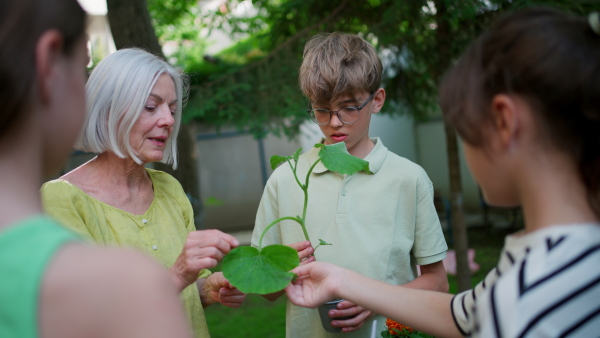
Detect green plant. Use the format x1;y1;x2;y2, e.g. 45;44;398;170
222;142;370;294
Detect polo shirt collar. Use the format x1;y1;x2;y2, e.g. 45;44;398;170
363;137;387;173
308;137;387;174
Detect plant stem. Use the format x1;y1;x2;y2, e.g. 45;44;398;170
288;160;304;189
301;159;321;224
299;158;322;261
258;216;303;249
304;159;321;191
258;157;322;250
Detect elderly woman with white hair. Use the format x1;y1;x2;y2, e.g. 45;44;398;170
41;48;245;338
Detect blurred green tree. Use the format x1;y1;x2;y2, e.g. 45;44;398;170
107;0;600;288
185;0;599;291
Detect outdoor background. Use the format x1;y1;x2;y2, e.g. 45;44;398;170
65;0;599;336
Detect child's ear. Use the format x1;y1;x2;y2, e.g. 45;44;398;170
35;29;64;105
370;88;386;114
490;94;520;149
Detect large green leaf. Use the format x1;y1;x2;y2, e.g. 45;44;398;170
316;142;371;175
222;245;299;294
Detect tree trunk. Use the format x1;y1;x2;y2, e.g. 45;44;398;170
444;125;471;291
106;0;203;229
106;0;163;56
434;0;471;292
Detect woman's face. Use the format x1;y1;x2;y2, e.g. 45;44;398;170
129;73;177;163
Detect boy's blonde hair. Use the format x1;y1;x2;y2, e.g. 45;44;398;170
299;32;382;107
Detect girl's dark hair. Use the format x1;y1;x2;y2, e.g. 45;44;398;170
0;0;86;135
440;7;600;217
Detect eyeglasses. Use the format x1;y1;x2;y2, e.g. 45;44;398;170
307;92;376;125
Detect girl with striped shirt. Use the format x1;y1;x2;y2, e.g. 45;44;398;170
283;7;600;338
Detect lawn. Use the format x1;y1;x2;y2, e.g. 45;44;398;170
205;226;513;338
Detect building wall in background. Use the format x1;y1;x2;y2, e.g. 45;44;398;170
192;114;483;232
193;124;300;231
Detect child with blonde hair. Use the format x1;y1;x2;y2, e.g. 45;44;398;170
253;32;448;337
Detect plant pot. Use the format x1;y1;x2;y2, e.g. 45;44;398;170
318;299;355;333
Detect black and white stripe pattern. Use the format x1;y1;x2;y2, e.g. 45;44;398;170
451;224;600;337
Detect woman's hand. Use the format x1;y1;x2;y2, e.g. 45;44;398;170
285;261;344;308
170;230;239;292
327;300;374;333
199;272;246;308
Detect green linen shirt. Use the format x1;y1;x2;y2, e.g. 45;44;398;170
40;169;210;338
0;216;80;338
252;138;448;338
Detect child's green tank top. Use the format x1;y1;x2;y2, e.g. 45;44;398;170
0;216;80;338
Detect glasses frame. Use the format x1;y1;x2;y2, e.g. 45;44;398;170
307;91;376;125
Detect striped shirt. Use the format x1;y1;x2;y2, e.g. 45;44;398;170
451;224;600;337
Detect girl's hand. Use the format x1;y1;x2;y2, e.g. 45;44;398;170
288;240;315;265
285;261;344;308
259;241;315;302
328;300;373;332
170;230;239;292
200;272;246;308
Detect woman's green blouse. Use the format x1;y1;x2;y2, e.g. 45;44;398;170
41;168;210;338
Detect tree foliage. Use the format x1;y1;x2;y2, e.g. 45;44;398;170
144;0;600;289
179;0;599;138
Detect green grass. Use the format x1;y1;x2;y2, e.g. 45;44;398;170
205;227;510;338
205;294;287;338
447;226;508;293
205;261;287;338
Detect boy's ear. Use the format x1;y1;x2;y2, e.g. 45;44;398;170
35;29;64;105
490;94;520;149
370;88;386;114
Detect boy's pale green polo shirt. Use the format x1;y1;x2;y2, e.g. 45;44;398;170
252;138;448;338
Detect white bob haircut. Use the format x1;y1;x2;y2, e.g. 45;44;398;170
76;48;187;169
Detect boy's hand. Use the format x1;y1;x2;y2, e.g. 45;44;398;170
328;300;374;332
288;240;315;265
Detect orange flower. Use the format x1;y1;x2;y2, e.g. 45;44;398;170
385;318;414;336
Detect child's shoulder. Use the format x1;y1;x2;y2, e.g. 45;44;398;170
384;150;421;167
365;138;429;178
380;150;430;178
506;224;600;269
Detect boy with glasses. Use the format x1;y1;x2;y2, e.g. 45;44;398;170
251;32;448;338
